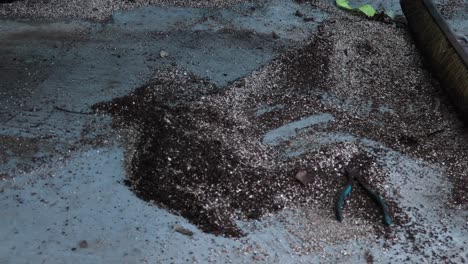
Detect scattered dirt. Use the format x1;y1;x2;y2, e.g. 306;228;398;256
437;0;465;19
0;135;56;173
0;0;255;21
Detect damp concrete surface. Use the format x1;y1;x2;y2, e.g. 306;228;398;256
0;0;467;263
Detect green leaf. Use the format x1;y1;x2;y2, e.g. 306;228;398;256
336;0;352;10
357;4;376;17
336;0;377;17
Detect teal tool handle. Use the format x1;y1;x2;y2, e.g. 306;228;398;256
335;184;353;222
359;183;392;226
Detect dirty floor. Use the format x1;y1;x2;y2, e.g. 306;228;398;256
0;0;467;263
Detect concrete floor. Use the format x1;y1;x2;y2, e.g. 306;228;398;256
0;0;467;263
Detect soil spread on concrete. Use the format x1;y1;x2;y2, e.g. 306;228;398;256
94;16;467;238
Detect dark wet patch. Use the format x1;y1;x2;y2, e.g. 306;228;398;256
0;136;58;174
2;30;88;43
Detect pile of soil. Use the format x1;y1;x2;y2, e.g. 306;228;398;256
95;13;467;239
93;21;395;237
